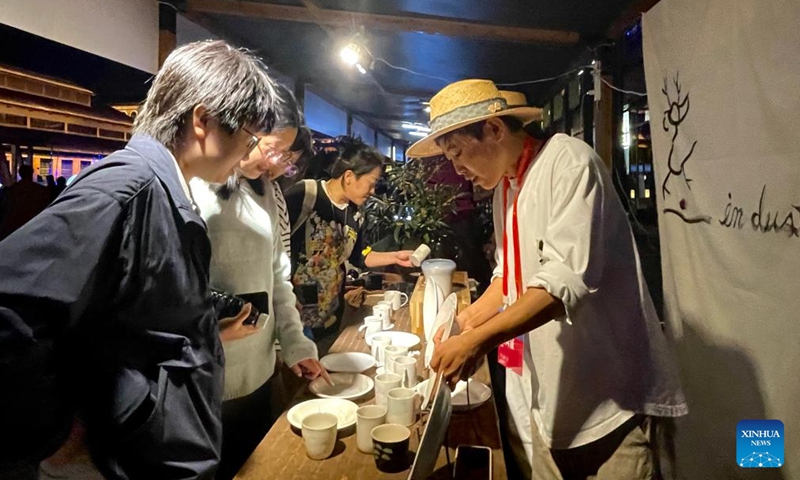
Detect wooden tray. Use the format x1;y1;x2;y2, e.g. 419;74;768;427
409;271;470;338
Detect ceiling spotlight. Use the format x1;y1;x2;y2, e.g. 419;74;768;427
408;131;427;137
591;59;597;65
424;106;431;113
578;69;585;76
401;122;431;133
340;43;361;66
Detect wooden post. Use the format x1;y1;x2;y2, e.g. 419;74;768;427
159;2;178;69
594;75;614;172
582;71;595;148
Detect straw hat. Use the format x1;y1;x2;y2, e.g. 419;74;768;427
499;90;528;108
407;80;542;158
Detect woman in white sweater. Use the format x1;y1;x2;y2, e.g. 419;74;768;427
191;86;327;480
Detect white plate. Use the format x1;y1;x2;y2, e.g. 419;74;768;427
422;282;441;344
415;378;492;411
410;374;452;479
424;293;458;367
309;372;374;400
287;398;359;431
320;352;376;373
365;331;421;348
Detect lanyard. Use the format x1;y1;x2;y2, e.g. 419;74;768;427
502;137;537;300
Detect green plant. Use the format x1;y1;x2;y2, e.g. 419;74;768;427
366;159;465;248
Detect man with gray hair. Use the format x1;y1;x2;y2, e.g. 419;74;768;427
0;40;277;479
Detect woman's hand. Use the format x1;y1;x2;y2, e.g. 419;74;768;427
393;250;414;268
291;358;333;385
219;304;260;342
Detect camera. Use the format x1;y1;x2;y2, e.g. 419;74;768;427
210;289;266;326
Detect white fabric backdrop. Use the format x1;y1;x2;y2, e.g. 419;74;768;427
0;0;158;73
643;0;800;478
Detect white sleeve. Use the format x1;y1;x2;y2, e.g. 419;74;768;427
525;149;601;321
491;186;505;282
272;228;318;367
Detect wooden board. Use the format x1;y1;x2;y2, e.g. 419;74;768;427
409;271;470;338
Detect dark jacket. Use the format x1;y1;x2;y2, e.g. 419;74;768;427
0;135;224;479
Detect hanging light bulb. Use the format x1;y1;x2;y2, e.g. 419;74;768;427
340;43;360;66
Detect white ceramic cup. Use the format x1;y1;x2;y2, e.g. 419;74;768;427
370;334;392;365
358;315;383;336
392;355;418;388
383;345;409;374
373;303;393;330
301;412;338;460
356;405;387;453
410;244;431;267
386;387;419;426
374;372;402;406
384;290;409;311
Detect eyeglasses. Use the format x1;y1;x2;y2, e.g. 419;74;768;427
264;148;295;165
242;127;260;157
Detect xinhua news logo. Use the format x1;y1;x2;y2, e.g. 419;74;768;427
737;420;784;468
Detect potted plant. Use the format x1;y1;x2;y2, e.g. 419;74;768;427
366;158;465;258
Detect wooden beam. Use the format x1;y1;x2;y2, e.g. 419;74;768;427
187;0;580;46
181;10;268;60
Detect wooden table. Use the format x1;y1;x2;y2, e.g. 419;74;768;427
236;300;507;480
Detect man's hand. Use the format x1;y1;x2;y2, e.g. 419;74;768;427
291;358;333;385
430;329;484;386
393;250;414;268
219;304;260;342
432;313;470;348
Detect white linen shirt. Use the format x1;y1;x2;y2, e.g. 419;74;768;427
493;134;687;451
191;178;317;401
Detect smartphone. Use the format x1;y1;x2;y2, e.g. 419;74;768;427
239;292;269;327
453;445;492;480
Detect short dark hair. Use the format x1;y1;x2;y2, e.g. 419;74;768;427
329;137;384;179
18;164;33;180
435;116;524;147
290;126;313;154
133;40;277;150
273;83;302;132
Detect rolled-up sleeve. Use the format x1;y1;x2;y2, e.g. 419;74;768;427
526;160;602;321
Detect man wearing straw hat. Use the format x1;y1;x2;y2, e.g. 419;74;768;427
416;80;686;479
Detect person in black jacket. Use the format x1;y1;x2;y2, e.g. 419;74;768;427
0;40;277;480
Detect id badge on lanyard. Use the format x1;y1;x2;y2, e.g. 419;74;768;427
496;138;536;377
498;332;525;376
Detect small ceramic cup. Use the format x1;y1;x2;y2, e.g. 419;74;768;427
373;303;393;330
384;290;409;311
392;355;418;388
356;405;387;454
372;424;411;473
370;335;392;365
410;244;431;267
301;412;338;460
386;387;419;427
358;315;383;336
374;372;402;406
383;345;409;374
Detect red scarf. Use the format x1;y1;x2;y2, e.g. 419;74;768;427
502;137;538;300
